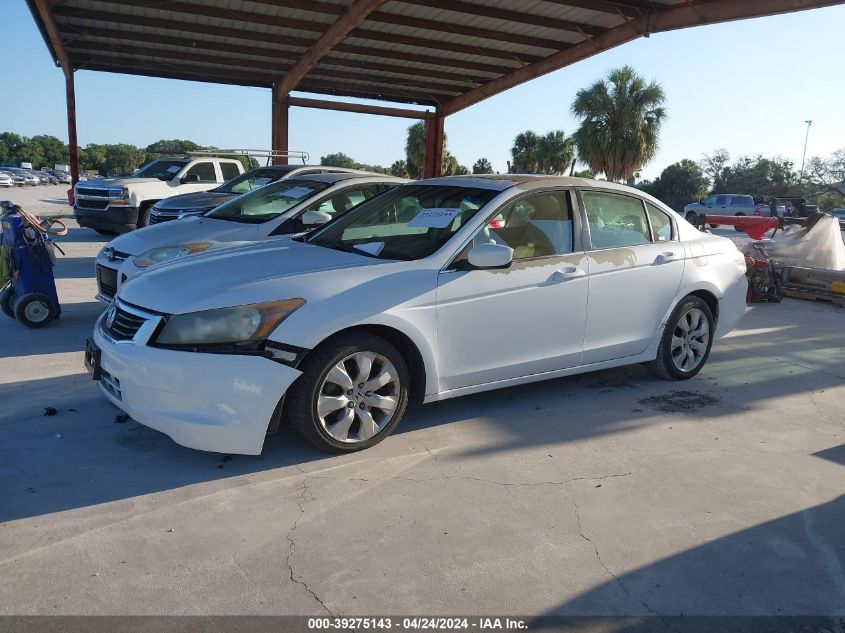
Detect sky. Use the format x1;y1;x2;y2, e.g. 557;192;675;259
1;2;844;179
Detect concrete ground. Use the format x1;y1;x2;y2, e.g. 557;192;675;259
0;182;73;218
1;217;844;620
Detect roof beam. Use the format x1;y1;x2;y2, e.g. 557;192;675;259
400;0;605;34
541;0;659;19
287;96;432;120
28;0;72;77
441;0;845;115
275;0;387;97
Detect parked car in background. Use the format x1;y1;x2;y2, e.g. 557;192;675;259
832;209;845;230
49;170;72;184
19;171;39;186
33;170;58;185
148;164;359;225
0;171;25;186
73;157;246;235
87;175;748;455
0;172;13;187
683;194;769;223
93;172;406;302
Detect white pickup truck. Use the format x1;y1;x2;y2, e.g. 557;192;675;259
74;157;244;235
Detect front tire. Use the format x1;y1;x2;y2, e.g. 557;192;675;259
285;332;410;452
648;296;714;380
136;203;152;229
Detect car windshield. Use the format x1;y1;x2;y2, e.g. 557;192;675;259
205;179;331;224
306;184;499;261
133;160;188;180
214;167;291;194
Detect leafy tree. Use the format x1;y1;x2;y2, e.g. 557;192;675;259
144;139;200;159
26;135;69;169
472;158;493;174
80;143;107;172
390;160;409;178
320;152;358;169
571;65;667;183
700;148;730;187
573;168;595;179
712;155;798;197
102;144;146;176
638;159;708;211
0;132;27;166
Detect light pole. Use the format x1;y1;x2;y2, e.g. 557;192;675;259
799;119;812;181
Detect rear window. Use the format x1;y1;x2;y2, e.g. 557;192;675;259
730;196;754;205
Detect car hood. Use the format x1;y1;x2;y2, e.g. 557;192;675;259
79;177;160;188
119;239;380;313
105;216;259;255
153;191;235;210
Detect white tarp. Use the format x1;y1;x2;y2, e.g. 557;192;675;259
754;214;845;271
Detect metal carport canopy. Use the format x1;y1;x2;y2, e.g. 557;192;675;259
26;0;845;182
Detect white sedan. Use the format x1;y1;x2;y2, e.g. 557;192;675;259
87;176;748;455
93;172;406;302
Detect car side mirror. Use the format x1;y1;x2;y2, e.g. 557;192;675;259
467;243;513;269
180;174;200;184
301;210;332;226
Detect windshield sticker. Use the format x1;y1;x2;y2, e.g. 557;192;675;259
278;186;314;199
253;177;272;186
166;165;182;174
408;207;461;229
353;242;385;256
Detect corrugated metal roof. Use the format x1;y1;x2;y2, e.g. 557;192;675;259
27;0;845;110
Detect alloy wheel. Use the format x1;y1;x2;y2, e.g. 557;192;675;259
670;308;710;372
316;351;400;443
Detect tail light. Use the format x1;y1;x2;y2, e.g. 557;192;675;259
754;207;761;216
487;219;504;229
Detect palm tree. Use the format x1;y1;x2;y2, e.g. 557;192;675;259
406;122;460;177
405;122;426;179
511;130;574;174
511;131;541;173
539;130;575;174
571;65;667;183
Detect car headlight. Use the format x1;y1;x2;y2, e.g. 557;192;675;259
153;299;305;348
133;242;212;268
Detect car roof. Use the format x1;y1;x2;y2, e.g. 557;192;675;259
282;172;406;184
413;174;645;194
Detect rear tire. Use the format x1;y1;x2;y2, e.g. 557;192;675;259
94;228;117;236
0;285;15;319
13;293;57;328
285;332;410;453
648;296;715;381
734;212;746;232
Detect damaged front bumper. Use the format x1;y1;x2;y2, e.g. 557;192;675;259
92;312;302;455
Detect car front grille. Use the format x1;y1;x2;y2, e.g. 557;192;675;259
76;187;110;197
77;198;109;210
99;368;122;401
148;209;178;225
96;265;118;300
101;302;151;341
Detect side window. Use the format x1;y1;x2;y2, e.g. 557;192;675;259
645;203;674;242
220;162;240;181
475;191;573;260
582;191;650;249
184;162;216;183
731;196;752;206
715;195;728;205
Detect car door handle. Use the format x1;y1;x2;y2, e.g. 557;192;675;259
654;252;680;265
550;267;586;283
